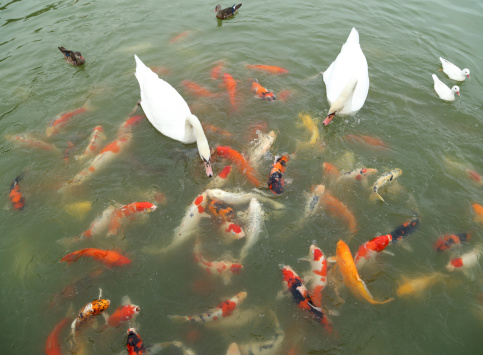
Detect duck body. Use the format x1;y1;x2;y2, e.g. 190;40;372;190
134;55;213;176
322;27;369;125
215;4;242;19
432;74;459;101
440;57;470;81
58;46;85;66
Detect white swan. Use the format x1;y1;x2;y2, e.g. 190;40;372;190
134;55;213;177
440;57;470;81
432;74;460;101
322;27;369;125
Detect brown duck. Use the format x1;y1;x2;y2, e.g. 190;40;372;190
215;4;242;19
58;46;85;66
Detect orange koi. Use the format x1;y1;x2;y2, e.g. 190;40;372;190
201;123;233;138
61;248;131;267
7;133;59;152
223;73;237;110
322;162;340;178
473;203;483;224
127;328;146;355
251;79;276;101
321;192;357;234
277;89;292;102
107;303;141;328
46;103;90;137
71;290;110;338
354;234;392;270
108;202;157;236
182;80;220;98
169;30;191;44
335;240;393;304
9;173;25;211
45;318;70;355
216;146;261;186
75;126;106;162
245;64;289;75
344;134;389;150
168;291;247;323
117;115;145;137
268;154;289;195
211;60;225;80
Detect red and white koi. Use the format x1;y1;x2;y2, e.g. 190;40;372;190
107;202;157;236
218;219;245;241
344;134;389;150
182;80;220;98
75;126;106;162
446;245;483;272
354;234;393;270
106;296;141;328
206;165;233;189
239;198;264;261
7;133;60;152
247;130;277;169
193;240;243;284
168;291;247;323
46;102;91;137
336;167;378;183
303;245;328;308
207;188;285;210
80;205;117;240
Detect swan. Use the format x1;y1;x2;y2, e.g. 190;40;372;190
440;57;470;81
432;74;460;101
134;55;213;177
322;27;369;126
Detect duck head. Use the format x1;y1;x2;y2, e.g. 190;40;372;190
462;68;470;79
451;86;460;96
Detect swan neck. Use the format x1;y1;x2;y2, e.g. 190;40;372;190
187;114;210;159
328;78;358;115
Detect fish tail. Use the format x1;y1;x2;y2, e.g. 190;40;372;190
83;99;96;112
167;315;188;323
371;297;394;305
369;191;385;203
60;250;84;263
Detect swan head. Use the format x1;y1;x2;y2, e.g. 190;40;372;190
323;112;337;126
203;156;213;177
451;86;460;96
462;68;470;78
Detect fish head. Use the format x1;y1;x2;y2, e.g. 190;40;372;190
309;244;323;262
372;235;392;252
135;202;157;213
236;291;248;302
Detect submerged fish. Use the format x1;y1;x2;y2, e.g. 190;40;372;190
46;101;91;137
397;272;447;297
207;188;285;210
370;168;403;202
45;318;70;355
239;198;264;261
9;173;26;211
75;126;106;162
245;64;289;75
321;192;358;234
107;202;157;236
247;130;277;168
267;154;289;195
7;133;59;152
61;248;131;268
433;233;471;252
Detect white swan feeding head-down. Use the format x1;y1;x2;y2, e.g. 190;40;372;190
322;27;369;126
134;55;213;177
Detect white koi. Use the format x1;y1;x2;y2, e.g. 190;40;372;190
239;198;264;261
207;189;284;210
247;130;277;168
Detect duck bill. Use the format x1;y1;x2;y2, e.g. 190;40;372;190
204;160;213;177
457;91;460;96
323;113;336;126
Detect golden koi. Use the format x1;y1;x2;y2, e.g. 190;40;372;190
335;240;393;304
322;192;358;234
370;168;403;202
299;113;320;145
397;272;447;297
218;219;245;241
71;288;110;339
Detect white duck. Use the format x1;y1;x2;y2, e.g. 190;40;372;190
432;74;460;101
440;57;470;81
322;27;369;125
134;55;213;177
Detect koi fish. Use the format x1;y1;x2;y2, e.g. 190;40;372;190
354;234;392;270
59;133;132;192
107;300;141;328
45;318;70;355
245;64;289;75
302;184;326;220
216;146;261;186
211;60;225;80
473;203;483;224
299;113;320;145
390;216;420;243
397;272;447;297
239;198;264;261
321;192;358;234
302;245;328;308
335;240;393;304
446;245;483;272
108;202;157;236
223;73;237;110
434;233;471;252
7;133;60;152
151;66;172;76
207;188;285;210
63;141;76;163
268;154;289;195
336;167;378;183
201;123;233;138
80;205;118;240
193;240;243;284
9;173;25;211
277;89;292;102
117;114;145;138
252;79;276;101
206;165;233;189
344;134;389;150
71;289;110;338
61;248;131;267
182;80;219;98
322;162;340;179
370;168;403;202
46;101;91;137
248;130;276;166
443;156;482;186
64;201;92;220
280;265;332;331
169;30;191;44
168;291;247;323
127;328;146;355
226;330;284;355
75;126;106;162
218;219;246;241
208;199;235;221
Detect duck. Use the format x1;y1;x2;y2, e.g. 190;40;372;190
215;4;242;19
432;74;460;101
58;46;85;66
134;55;213;177
440;57;470;81
322;27;369;126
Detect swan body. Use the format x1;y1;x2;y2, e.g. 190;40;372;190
440;57;470;81
432;74;460;101
322;27;369;125
134;55;213;176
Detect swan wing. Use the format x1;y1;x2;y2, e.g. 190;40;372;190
432;74;452;99
134;55;195;143
439;57;463;80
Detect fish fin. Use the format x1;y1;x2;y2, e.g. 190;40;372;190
399;242;414;252
168;315;188;323
275;290;287;301
121;295;132;305
328;309;340;316
327;256;337;263
102;312;109;324
382;250;395;256
369;192;385;203
298;257;311;262
60;250;83;263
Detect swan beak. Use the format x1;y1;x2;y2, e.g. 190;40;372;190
323;113;336;126
204;159;213;177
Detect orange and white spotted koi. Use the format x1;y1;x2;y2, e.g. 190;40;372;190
7;133;60;152
117;115;145;138
46;101;91;137
354;234;393;270
207;188;285;210
193;240;243;284
75;126;106;162
218;219;245;241
446;245;483;272
71;288;110;339
168;291;247;323
302;245;328;308
108;202;157;236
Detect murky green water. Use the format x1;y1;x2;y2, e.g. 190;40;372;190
1;0;483;354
